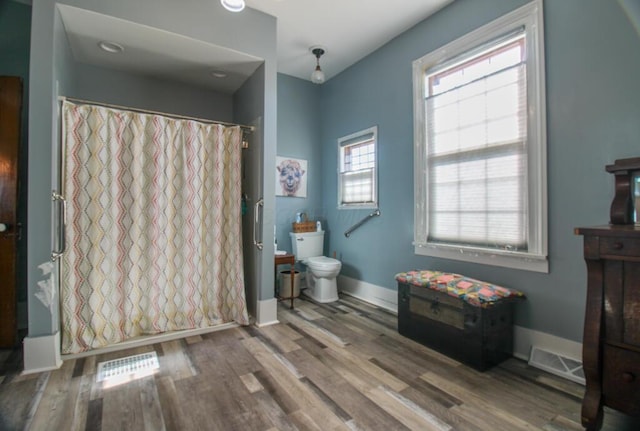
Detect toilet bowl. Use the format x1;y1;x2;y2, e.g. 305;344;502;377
304;256;342;303
290;231;342;303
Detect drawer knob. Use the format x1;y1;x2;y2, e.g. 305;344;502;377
612;242;624;250
622;372;635;383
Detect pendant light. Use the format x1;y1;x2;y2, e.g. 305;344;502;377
310;47;326;84
220;0;245;12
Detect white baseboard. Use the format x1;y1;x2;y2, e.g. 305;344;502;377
23;332;63;374
338;275;397;313
256;298;279;327
338;275;582;365
512;325;582;362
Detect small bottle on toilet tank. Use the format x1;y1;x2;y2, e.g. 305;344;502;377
316;221;322;232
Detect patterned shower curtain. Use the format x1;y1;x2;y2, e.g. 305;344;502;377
60;101;249;354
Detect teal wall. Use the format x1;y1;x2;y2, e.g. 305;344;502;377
0;0;30;314
311;0;640;343
275;74;323;253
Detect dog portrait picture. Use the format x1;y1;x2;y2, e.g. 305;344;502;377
276;157;308;197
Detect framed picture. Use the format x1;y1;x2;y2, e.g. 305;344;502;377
276;156;307;198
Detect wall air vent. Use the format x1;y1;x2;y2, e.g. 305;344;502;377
528;346;585;385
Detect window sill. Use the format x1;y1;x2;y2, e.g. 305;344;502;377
414;243;549;273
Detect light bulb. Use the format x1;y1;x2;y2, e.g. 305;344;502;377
311;67;325;84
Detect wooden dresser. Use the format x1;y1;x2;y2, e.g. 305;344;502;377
575;158;640;430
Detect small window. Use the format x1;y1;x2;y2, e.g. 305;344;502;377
413;0;547;272
338;126;378;209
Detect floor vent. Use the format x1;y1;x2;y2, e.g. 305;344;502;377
96;352;159;387
528;346;585;385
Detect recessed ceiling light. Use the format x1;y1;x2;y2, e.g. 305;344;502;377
220;0;245;12
98;41;124;53
210;71;228;78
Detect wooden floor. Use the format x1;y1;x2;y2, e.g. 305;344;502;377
2;295;640;431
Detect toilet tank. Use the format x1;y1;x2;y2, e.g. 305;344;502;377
290;231;324;260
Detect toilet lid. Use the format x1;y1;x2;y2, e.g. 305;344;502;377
306;256;341;269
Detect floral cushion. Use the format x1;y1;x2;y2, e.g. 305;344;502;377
395;270;525;307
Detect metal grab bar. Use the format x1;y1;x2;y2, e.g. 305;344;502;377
51;191;67;261
253;197;264;250
344;209;380;238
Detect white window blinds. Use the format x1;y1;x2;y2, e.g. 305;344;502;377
425;35;527;250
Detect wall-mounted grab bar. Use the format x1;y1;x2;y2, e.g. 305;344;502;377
344;209;380;238
51;191;67;261
253;197;264;250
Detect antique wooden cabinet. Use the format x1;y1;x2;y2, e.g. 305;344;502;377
575;157;640;431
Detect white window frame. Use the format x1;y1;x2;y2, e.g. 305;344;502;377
412;0;548;273
337;126;378;209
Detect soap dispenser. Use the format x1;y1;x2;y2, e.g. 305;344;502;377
316;220;322;232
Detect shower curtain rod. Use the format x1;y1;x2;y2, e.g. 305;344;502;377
58;96;255;134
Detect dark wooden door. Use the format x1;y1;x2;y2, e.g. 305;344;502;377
0;76;22;347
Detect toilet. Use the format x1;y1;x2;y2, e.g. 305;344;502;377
290;231;342;303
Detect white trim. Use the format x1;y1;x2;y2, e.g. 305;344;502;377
61;323;238;360
22;332;63;374
338;275;397;313
339;276;583;375
414;244;549;273
337;126;378;209
412;0;548;273
256;297;279;327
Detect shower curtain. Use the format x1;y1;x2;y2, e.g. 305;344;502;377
60;101;249;354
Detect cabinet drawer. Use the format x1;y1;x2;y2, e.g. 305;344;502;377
599;237;640;257
602;345;640;415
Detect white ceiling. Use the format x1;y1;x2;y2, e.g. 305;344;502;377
245;0;453;82
57;0;453;93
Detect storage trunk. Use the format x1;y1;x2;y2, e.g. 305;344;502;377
397;281;516;371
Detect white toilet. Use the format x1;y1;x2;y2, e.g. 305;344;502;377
290;231;342;303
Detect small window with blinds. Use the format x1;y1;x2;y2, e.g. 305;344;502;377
412;0;548;272
338;126;378;208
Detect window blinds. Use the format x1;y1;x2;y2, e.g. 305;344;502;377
425;49;528;250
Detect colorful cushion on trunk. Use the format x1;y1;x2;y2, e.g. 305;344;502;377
395;270;525;307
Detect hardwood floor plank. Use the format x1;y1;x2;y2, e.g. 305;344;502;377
84;398;103;431
101;378;146;431
154;375;184;431
365;385;453;431
241;336;348;430
251;389;300;431
157;339;198;381
28;359;77;431
139;375;166;431
0;368;46;430
239;372;264;393
253;369;299;415
421;371;546;430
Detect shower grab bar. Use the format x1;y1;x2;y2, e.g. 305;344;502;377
253;197;264;250
344;209;380;238
51;191;67;261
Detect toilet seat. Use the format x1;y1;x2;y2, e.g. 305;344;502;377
305;256;341;269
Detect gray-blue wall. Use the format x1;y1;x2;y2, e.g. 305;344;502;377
275;74;323;253
312;0;640;343
0;0;31;317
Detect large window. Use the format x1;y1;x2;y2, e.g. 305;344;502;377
412;0;547;272
338;126;378;209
